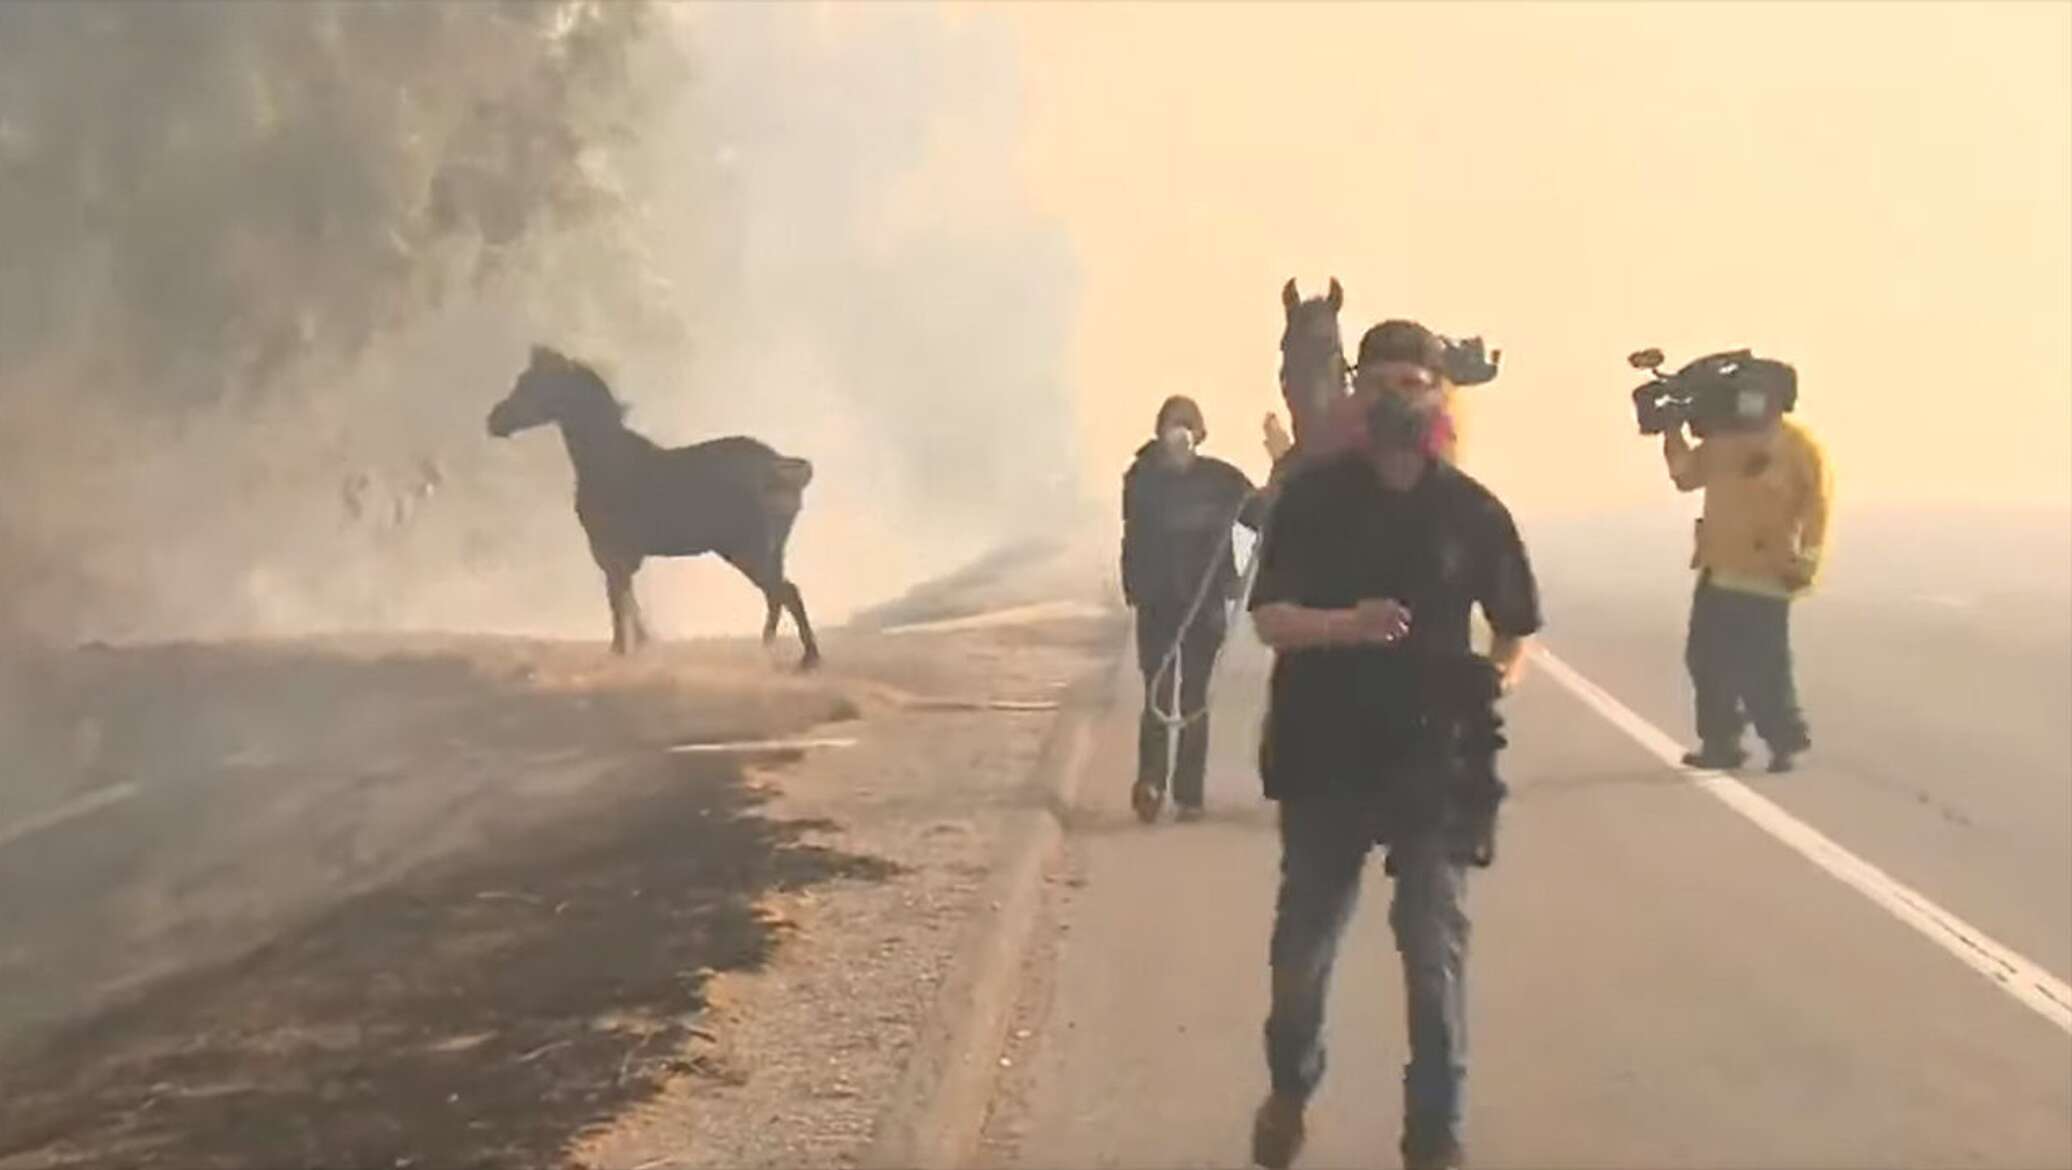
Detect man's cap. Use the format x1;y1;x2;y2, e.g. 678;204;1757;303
1355;320;1444;374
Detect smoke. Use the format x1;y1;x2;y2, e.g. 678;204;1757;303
0;1;1082;645
605;4;1086;634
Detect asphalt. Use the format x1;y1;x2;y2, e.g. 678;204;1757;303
998;567;2072;1169
4;528;2066;1169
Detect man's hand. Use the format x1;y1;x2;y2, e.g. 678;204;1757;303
1663;424;1706;492
1780;550;1821;592
1490;634;1530;695
1351;598;1412;644
1252;598;1409;650
1263;412;1294;463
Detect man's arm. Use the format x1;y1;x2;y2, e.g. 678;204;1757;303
1254;598;1408;650
1488;632;1530;694
1226;464;1270;532
1119;469;1141;607
1475;496;1545;694
1663;427;1708;493
1789;427;1834;587
1237;485;1274;532
1254;602;1357;649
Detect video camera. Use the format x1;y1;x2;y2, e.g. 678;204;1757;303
1440;335;1501;387
1627;348;1798;437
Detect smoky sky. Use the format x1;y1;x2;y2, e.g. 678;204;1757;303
0;2;1082;643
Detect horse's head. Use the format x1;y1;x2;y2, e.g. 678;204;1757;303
1279;277;1348;431
487;345;625;437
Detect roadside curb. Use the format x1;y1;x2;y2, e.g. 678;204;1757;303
863;631;1129;1170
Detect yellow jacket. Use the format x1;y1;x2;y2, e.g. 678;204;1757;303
1667;418;1832;598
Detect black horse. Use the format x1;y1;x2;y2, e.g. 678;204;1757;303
487;346;821;669
1278;276;1349;451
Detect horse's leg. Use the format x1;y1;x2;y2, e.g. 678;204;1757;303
721;544;813;669
603;568;631;655
781;579;821;671
754;516;788;645
760;511;814;667
599;553;644;656
624;566;652;651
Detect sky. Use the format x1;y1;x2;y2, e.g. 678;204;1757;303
1002;1;2072;516
2;1;2064;642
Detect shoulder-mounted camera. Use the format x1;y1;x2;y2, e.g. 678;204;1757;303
1441;335;1501;387
1627;347;1797;437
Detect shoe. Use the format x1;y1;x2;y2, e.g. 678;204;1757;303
1175;804;1206;823
1131;780;1165;824
1766;734;1810;774
1401;1139;1464;1170
1680;744;1746;771
1250;1093;1307;1169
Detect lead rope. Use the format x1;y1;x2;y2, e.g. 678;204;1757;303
1142;489;1276;797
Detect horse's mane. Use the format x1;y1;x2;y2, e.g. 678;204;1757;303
549;351;631;423
1278;301;1346;383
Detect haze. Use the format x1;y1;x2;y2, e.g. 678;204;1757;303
1015;1;2072;517
2;5;2069;1167
0;0;2064;635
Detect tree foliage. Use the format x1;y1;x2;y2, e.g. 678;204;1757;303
0;0;667;409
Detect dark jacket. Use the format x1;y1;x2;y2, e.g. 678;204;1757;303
1121;442;1264;608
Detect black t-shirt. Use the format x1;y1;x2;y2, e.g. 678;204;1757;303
1248;455;1542;801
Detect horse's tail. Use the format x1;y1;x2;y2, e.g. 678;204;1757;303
772;456;814;492
764;456;814;518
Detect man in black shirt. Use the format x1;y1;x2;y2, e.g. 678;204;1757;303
1246;322;1542;1170
1121;395;1267;821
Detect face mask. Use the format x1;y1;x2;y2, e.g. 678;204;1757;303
1365;391;1433;453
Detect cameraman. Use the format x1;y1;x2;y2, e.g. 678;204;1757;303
1246;320;1540;1170
1662;375;1831;773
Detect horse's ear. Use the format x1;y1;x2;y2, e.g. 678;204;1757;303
1326;278;1343;311
1281;278;1300;312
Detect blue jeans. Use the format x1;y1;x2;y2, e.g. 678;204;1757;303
1265;786;1470;1155
1686;577;1811;755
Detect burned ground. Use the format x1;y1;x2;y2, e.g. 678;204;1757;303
2;747;894;1169
0;638;889;1168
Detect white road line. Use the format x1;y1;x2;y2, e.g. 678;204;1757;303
0;781;140;851
880;601;1110;637
901;698;1061;713
666;737;860;755
1533;645;2072;1036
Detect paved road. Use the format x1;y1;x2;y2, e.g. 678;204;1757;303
995;569;2072;1168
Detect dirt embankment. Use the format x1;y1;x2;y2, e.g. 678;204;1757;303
0;579;1124;1170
